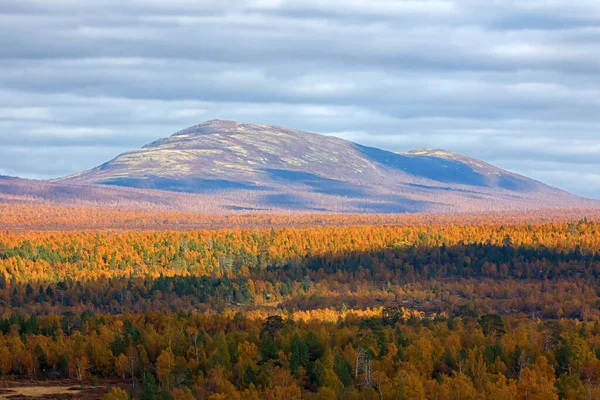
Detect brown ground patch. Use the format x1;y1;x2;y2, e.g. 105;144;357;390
0;386;81;399
0;380;129;399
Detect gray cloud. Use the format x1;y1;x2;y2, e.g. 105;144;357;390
1;0;599;198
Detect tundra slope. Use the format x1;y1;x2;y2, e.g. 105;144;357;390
53;120;597;213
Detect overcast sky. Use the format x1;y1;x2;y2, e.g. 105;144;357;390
2;1;600;198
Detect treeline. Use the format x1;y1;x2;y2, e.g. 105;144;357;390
1;219;600;284
2;220;600;319
1;203;600;231
2;218;600;398
1;311;600;399
2;273;600;322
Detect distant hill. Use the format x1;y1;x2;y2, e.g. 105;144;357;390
43;119;596;213
0;175;256;213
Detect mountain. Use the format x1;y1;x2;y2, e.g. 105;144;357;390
51;119;597;213
0;175;264;213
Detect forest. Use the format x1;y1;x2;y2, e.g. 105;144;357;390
1;209;600;399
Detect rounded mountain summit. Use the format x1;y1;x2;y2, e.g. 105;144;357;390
57;120;595;213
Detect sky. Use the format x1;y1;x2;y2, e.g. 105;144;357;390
1;1;600;199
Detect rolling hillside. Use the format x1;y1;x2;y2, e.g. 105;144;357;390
50;119;595;213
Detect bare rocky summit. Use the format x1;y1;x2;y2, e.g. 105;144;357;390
48;120;597;213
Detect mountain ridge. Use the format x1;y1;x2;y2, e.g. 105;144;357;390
52;119;594;213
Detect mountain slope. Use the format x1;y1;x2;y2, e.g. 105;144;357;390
56;120;596;213
0;175;262;213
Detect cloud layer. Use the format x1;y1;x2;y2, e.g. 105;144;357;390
2;0;600;198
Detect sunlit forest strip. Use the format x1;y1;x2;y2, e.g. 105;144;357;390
2;204;600;231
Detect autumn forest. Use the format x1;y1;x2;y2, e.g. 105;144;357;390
1;207;600;399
